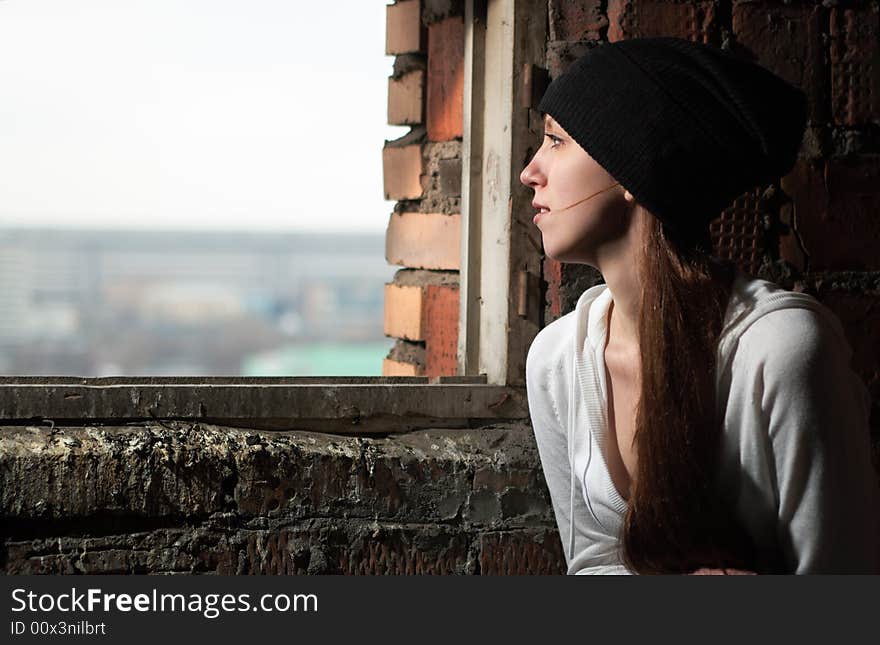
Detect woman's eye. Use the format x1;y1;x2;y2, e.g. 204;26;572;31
545;134;562;148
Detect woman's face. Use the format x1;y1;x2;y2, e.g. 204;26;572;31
519;114;631;265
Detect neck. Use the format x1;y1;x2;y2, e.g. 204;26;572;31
603;266;641;351
596;215;645;350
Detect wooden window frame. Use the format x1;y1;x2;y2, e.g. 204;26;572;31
459;0;546;387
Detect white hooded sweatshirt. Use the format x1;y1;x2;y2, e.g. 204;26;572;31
525;270;880;574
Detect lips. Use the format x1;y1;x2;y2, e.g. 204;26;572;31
532;201;550;224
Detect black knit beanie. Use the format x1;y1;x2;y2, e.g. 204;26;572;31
537;37;808;239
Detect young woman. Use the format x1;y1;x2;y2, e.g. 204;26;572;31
521;37;880;575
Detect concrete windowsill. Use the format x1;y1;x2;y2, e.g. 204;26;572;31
0;376;527;434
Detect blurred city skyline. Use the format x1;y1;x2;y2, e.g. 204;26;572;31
0;227;396;376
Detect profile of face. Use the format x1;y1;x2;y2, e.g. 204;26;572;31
519;114;635;266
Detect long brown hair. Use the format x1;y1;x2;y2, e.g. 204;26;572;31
618;212;758;574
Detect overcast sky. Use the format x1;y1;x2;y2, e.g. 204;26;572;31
0;0;407;233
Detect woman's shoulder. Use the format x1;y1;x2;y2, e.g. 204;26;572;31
526;308;578;375
723;272;848;355
526;282;609;373
724;274;855;386
725;271;811;323
737;307;830;368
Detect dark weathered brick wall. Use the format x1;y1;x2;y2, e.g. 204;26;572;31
539;1;880;458
1;423;564;574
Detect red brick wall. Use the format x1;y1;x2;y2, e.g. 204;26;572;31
541;0;880;444
383;1;463;378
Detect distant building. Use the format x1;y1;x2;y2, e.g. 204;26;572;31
0;227;396;375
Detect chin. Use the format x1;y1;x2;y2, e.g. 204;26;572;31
543;243;587;265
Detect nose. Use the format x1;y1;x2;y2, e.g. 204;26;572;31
519;150;544;188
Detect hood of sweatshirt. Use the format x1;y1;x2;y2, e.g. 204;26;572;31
563;270;856;564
